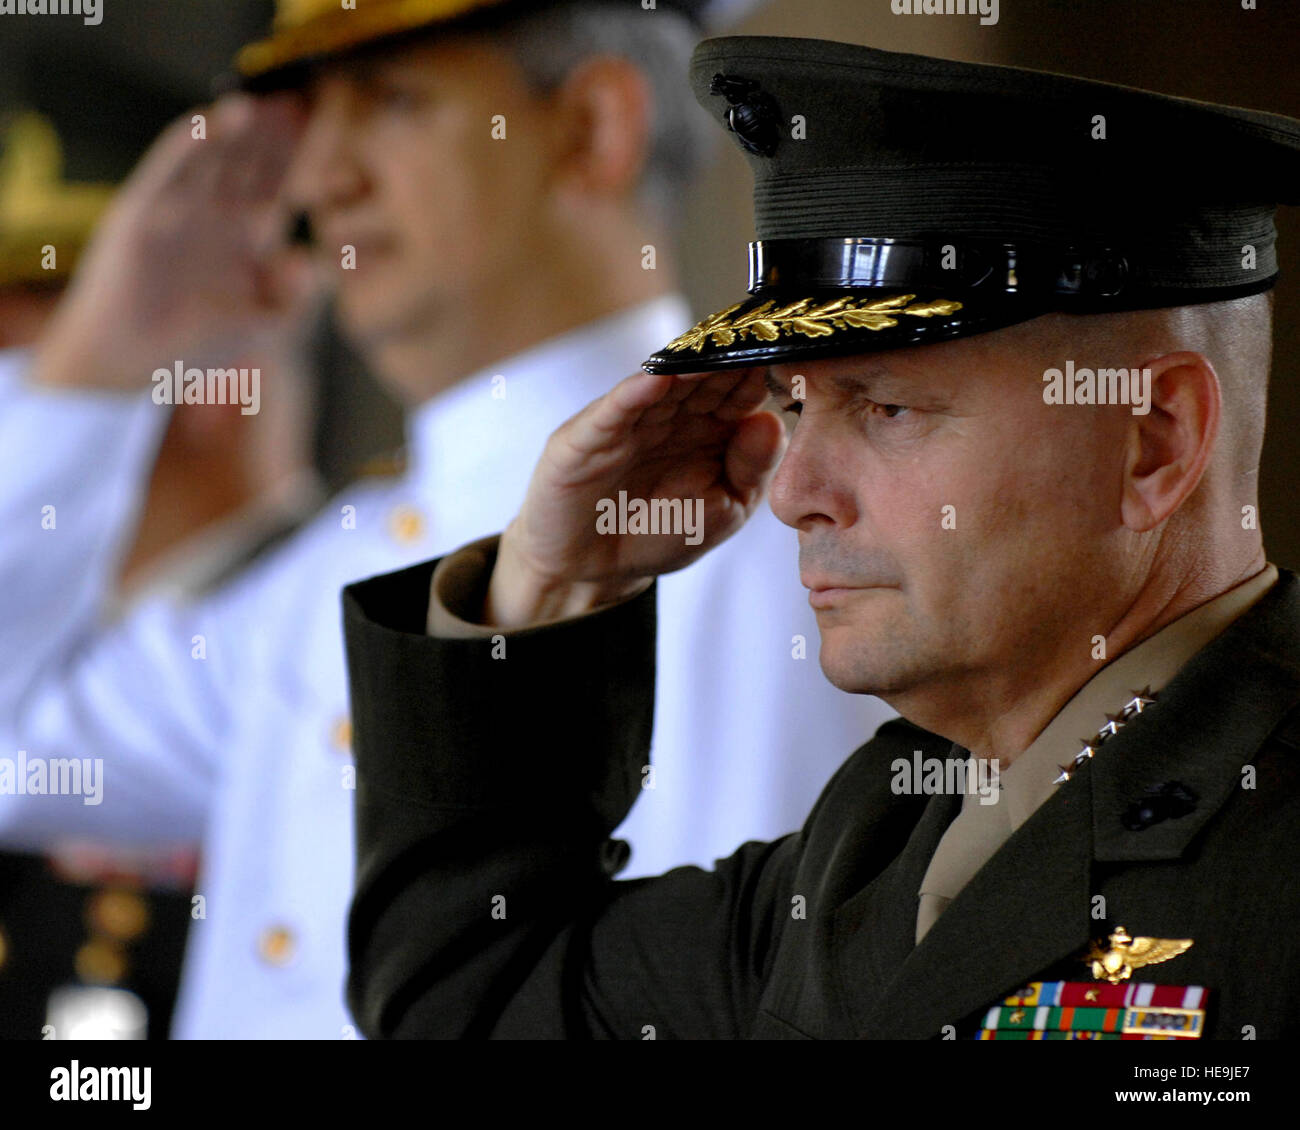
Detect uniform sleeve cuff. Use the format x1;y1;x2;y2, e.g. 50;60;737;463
425;534;655;638
426;536;504;638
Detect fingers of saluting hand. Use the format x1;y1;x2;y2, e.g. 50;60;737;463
219;94;306;204
674;365;762;416
711;366;775;419
549;368;783;506
138;94;305;212
566;367;770;450
636;365;766;425
561;371;677;460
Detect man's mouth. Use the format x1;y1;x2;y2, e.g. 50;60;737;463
808;586;866;609
802;575;898;609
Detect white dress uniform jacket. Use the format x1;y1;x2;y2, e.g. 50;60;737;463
0;296;891;1037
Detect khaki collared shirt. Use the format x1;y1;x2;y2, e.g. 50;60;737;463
915;564;1279;944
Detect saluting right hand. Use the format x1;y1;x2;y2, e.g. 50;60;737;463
485;366;786;629
30;94;314;391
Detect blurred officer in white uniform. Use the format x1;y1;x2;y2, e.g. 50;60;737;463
0;98;315;1038
0;0;892;1037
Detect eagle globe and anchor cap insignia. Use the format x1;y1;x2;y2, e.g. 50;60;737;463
709;73;780;157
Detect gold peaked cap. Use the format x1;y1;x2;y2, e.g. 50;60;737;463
237;0;516;80
0;113;116;288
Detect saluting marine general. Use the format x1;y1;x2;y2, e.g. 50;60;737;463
342;36;1300;1039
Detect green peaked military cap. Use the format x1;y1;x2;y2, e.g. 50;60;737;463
644;36;1300;374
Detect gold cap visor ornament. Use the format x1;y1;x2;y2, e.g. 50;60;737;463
645;288;990;374
236;0;516;84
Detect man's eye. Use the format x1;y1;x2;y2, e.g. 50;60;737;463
777;399;909;421
870;402;909;419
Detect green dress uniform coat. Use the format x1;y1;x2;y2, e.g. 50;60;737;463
341;554;1300;1039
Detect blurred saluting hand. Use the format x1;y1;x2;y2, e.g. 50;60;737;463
31;93;316;391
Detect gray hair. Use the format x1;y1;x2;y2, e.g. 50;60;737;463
491;2;717;229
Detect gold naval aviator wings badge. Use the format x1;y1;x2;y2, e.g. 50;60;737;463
1084;926;1194;984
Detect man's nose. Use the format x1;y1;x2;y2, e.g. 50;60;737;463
282;81;367;213
767;421;857;533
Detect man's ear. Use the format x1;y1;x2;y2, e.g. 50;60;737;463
546;55;652;205
1120;351;1221;532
